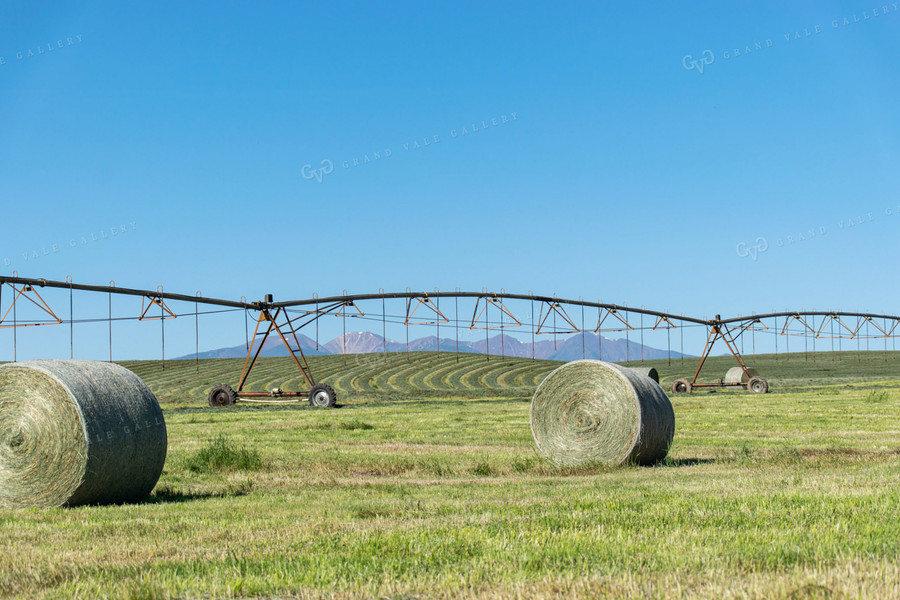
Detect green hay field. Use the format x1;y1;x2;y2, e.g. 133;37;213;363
2;352;899;599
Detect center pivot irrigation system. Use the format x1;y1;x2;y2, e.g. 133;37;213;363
2;274;900;406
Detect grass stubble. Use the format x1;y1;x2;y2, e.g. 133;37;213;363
0;352;899;599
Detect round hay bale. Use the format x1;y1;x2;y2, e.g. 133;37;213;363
0;360;167;508
724;366;759;384
530;360;674;467
628;366;659;383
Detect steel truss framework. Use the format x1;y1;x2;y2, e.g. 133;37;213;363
1;275;899;403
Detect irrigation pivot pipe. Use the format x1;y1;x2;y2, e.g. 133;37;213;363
5;275;898;401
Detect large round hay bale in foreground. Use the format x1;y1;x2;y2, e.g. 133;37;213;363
0;360;167;508
628;366;659;383
530;360;675;467
724;366;759;384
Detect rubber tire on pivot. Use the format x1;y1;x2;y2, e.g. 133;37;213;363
672;378;692;394
747;376;768;394
208;384;238;407
308;383;337;408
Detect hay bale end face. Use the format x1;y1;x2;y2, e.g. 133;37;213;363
530;360;675;467
724;366;759;384
0;360;167;508
628;366;659;383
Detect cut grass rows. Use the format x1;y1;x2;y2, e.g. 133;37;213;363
124;352;561;405
124;350;900;409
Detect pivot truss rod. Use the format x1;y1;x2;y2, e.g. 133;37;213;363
671;311;900;394
3;275;899;400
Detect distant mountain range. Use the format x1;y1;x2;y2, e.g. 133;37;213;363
179;331;688;362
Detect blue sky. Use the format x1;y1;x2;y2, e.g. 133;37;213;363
1;1;898;359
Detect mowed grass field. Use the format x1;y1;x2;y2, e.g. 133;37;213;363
2;351;900;599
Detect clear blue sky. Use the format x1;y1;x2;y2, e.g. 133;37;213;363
1;1;898;359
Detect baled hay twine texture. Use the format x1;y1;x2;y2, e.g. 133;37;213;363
530;360;674;467
0;360;167;508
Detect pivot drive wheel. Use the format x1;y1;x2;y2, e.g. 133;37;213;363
672;378;692;394
747;376;768;394
208;384;238;407
309;383;337;408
